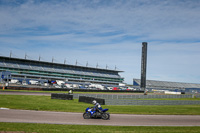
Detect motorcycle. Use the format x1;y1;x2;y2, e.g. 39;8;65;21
83;107;110;120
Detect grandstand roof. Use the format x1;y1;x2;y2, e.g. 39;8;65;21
0;56;123;73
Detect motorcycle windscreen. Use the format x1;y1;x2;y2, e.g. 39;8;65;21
102;109;108;112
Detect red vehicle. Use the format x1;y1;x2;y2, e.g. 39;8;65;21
112;87;120;90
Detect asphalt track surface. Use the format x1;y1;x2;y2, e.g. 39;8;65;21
1;91;200;126
1;109;200;126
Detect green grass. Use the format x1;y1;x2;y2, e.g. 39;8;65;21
0;122;200;133
1;95;200;115
131;98;200;100
2;90;200;101
109;105;200;115
0;95;90;112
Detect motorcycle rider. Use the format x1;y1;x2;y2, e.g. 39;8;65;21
92;100;102;112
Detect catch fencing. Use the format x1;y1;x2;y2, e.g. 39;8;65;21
73;93;194;99
74;93;200;105
195;94;200;98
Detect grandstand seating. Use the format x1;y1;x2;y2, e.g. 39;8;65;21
133;78;200;89
0;56;124;85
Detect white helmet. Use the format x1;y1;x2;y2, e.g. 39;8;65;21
92;100;97;105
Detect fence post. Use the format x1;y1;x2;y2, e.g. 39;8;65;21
192;94;195;98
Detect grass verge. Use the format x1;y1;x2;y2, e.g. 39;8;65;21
1;90;200;101
0;122;200;133
1;95;200;115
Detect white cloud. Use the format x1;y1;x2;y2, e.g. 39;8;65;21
0;0;200;84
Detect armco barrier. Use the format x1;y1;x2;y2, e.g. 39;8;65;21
79;96;105;105
51;93;73;100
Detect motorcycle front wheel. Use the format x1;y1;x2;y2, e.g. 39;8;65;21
101;112;110;120
83;112;91;119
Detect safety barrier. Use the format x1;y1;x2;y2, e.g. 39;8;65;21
74;93;200;105
73;93;193;99
51;93;73;100
78;96;105;105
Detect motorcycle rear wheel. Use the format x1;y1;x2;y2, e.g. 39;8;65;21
102;113;110;120
83;112;91;119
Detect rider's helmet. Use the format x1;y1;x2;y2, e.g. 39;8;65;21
92;100;97;105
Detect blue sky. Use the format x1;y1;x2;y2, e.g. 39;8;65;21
0;0;200;84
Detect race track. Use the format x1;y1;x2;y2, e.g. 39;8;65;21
1;109;200;126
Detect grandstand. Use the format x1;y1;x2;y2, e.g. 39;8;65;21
133;78;200;93
0;56;124;86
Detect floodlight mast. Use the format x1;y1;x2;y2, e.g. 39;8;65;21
140;42;148;95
